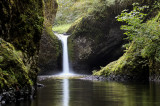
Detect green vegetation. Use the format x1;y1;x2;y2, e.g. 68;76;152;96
38;0;62;74
93;42;148;77
53;0;107;33
67;0;139;66
0;0;44;90
39;24;62;65
0;39;32;89
55;0;98;25
94;1;160;80
52;24;72;33
116;3;160;62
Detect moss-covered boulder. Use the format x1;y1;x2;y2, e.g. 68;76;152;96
93;42;160;82
38;0;62;74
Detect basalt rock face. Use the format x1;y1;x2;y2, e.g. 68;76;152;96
0;0;43;99
38;32;62;75
67;0;154;74
69;25;125;74
67;0;132;74
38;0;62;75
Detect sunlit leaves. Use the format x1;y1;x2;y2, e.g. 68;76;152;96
116;2;160;62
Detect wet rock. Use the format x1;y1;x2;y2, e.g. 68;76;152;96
0;86;36;104
37;83;44;87
38;0;61;75
0;95;2;101
67;1;129;73
2;100;5;104
82;74;149;82
81;75;108;81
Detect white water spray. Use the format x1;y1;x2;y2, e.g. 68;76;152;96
55;33;70;74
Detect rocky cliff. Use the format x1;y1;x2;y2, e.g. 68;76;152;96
38;0;62;75
0;0;43;90
0;0;58;103
67;0;139;73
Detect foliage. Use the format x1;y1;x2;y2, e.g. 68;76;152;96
55;0;98;25
94;1;160;79
116;2;160;62
52;24;72;33
53;0;114;33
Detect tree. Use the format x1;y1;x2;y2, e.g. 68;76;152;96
116;2;160;62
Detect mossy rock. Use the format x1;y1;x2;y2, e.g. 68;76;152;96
0;56;4;63
38;26;62;74
38;0;62;74
93;42;149;81
0;0;44;56
0;38;32;89
67;0;155;73
67;0;132;73
0;0;44;83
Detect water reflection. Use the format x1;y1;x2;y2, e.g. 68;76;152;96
4;78;160;106
63;79;69;106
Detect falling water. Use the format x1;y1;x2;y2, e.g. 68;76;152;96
55;33;70;74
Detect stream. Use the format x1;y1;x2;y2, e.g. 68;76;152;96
5;76;160;106
4;33;160;106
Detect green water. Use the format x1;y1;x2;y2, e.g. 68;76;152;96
5;77;160;106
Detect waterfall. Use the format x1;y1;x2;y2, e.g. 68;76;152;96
55;33;70;74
